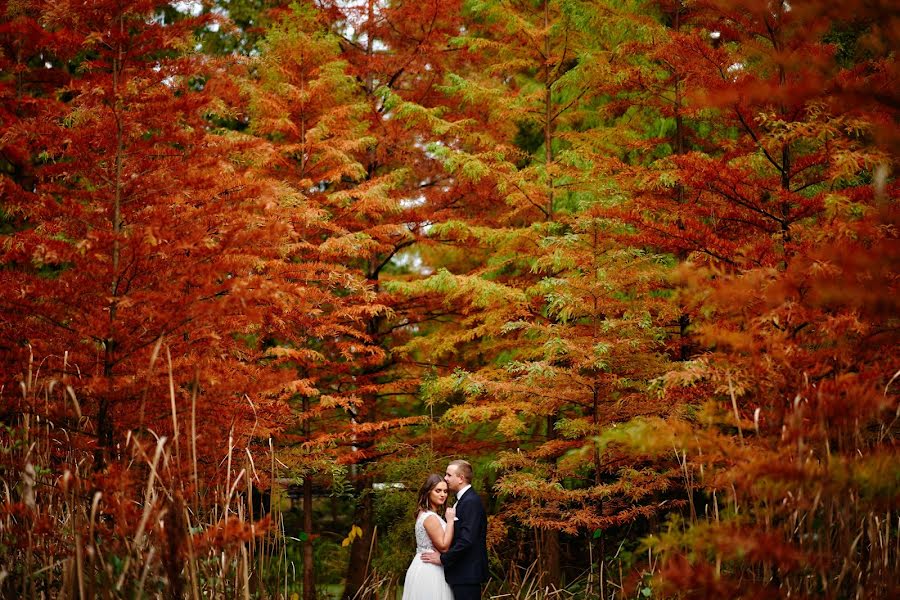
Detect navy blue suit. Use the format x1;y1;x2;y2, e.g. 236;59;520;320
441;487;488;600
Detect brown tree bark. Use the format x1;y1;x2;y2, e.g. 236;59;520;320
538;414;561;589
342;472;375;600
303;397;317;600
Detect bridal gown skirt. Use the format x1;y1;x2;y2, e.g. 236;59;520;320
401;551;453;600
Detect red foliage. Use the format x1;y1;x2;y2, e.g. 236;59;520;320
0;0;295;470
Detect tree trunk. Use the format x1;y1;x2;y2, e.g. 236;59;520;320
303;397;316;600
592;385;605;599
342;472;375;600
543;0;555;222
97;31;126;470
343;383;377;600
538;414;561;589
303;474;316;600
539;528;561;590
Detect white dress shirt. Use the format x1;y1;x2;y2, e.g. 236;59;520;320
456;484;471;501
452;484;471;520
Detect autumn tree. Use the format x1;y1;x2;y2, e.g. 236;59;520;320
612;0;896;268
0;0;300;473
389;0;685;589
602;0;899;597
247;1;473;596
611;173;898;600
246;6;394;597
590;0;716;363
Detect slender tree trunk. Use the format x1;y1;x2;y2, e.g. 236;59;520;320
343;369;378;598
671;1;694;362
303;476;315;600
344;5;382;594
303;397;316;600
592;385;604;599
543;0;554;221
539;522;562;589
539;10;561;584
343;469;375;599
97;30;126;468
538;414;561;589
678;313;691;361
342;316;385;599
775;5;793;254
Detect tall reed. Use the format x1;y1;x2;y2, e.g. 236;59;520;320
0;354;298;599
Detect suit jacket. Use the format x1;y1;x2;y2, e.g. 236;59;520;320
440;487;489;585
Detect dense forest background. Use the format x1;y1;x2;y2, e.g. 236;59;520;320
1;0;897;598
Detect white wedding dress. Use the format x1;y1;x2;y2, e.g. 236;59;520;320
401;511;454;600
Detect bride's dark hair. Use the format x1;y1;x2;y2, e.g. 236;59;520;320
414;473;446;517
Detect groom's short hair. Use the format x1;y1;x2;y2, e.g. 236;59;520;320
449;459;473;483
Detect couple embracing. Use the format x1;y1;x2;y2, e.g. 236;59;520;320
401;460;489;600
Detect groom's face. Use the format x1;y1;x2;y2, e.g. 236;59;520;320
444;465;466;493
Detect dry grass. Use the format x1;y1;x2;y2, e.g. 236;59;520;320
466;557;654;600
0;355;297;599
646;395;900;600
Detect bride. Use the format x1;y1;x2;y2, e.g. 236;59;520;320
401;474;456;600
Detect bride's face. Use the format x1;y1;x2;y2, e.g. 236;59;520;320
429;481;449;508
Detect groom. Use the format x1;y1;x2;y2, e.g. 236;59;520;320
421;459;489;600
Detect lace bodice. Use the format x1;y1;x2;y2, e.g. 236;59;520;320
414;511;445;553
